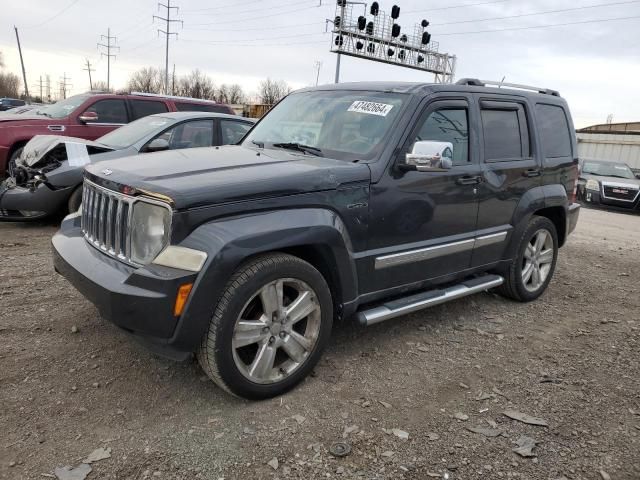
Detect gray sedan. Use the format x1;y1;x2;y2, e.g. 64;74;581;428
0;111;254;220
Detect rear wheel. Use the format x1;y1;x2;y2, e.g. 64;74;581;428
197;253;333;399
497;216;558;302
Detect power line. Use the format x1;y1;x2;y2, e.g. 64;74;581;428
183;0;319;17
436;13;640;35
23;0;82;29
154;0;183;95
59;73;72;100
184;0;267;13
97;28;119;91
430;0;640;27
404;0;513;14
182;31;326;45
190;4;322;26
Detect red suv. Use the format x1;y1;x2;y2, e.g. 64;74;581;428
0;92;235;176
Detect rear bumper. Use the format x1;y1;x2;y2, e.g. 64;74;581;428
0;179;73;221
567;202;580;236
52;213;197;359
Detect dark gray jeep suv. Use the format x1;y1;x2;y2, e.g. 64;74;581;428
52;79;581;399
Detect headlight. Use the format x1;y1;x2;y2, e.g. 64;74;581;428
130;201;171;265
585;179;600;191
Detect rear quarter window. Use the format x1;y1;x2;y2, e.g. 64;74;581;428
130;99;169;120
175;102;232;114
535;104;572;158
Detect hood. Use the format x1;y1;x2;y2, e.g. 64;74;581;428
19;135;115;168
581;173;640;187
85;145;371;209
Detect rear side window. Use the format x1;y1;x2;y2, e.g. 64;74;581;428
536;104;572;158
220;120;252;145
130;100;168;120
481;104;530;161
175;102;231;114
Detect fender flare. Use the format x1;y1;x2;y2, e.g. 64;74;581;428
168;208;358;352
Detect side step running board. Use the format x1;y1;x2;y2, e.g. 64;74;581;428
357;274;504;327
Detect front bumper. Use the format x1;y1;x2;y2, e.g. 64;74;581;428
52;213;197;359
582;188;640;210
0;179;73;221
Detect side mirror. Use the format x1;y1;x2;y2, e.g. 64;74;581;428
402;141;453;172
145;138;170;152
79;111;99;123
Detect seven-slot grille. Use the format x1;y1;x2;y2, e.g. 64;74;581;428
602;183;639;202
81;180;134;261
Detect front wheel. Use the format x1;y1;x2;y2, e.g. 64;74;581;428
497;216;558;302
197;253;333;399
7;147;23;178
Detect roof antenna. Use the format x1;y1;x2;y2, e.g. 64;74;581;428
498;76;506;88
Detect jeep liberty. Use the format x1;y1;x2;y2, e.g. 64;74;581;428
52;79;581;399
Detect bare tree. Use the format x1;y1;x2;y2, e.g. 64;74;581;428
127;67;163;93
227;84;245;104
258;78;291;105
92;80;112;93
175;70;215;100
0;72;20;98
0;51;4;69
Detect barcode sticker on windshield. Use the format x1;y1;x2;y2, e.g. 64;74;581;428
348;101;394;117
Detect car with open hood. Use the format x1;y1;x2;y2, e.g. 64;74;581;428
53;79;581;399
577;158;640;211
0;111;254;220
0;91;236;178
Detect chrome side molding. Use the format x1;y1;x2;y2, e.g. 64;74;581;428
375;231;508;270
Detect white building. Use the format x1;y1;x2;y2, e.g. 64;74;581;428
577;122;640;170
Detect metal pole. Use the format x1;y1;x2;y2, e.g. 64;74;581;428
172;63;176;95
315;61;322;86
39;75;42;100
334;54;341;84
107;28;111;91
14;26;30;104
165;0;170;94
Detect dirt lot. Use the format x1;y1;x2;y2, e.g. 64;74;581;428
1;207;639;480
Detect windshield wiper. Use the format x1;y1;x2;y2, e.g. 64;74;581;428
36;110;51;118
272;142;323;157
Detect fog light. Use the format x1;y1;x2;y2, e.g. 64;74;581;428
174;283;193;317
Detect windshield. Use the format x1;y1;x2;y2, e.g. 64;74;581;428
98;115;173;149
582;160;636;179
37;94;91;119
243;90;407;161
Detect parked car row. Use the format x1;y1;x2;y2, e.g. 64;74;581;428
47;79;581;399
0;91;236;178
577;158;640;211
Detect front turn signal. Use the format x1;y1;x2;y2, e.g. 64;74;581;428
174;283;194;317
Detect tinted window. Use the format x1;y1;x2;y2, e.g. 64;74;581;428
220;120;252;145
155;120;214;149
85;99;128;124
536;104;572;158
130;99;168;120
412;108;469;165
481;108;527;160
99;116;173;149
175;102;231;114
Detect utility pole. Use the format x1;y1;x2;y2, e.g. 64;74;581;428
14;26;30;103
172;63;176;95
97;28;119;91
32;76;44;102
314;61;323;86
45;75;51;103
59;73;72;100
154;0;183;95
83;59;96;90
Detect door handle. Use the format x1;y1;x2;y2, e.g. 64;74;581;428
456;175;483;186
523;168;541;178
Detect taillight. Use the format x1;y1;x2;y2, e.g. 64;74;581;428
570;163;579;203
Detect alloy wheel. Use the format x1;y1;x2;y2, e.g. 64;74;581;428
521;229;554;293
232;278;322;384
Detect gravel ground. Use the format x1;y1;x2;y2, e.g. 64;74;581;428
0;207;639;480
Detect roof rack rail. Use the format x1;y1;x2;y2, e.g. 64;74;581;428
455;78;560;97
129;91;219;104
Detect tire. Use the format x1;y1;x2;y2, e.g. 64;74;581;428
496;216;558;302
67;186;83;213
7;147;23;178
197;253;333;400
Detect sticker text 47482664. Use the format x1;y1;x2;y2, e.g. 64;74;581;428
348;101;394;117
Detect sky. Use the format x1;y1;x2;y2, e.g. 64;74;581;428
1;0;639;127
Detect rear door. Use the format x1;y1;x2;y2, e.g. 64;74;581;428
67;98;129;140
129;99;169;121
472;95;541;267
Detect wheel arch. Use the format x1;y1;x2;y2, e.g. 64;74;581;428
168;208;359;352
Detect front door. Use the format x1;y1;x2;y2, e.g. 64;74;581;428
365;97;481;294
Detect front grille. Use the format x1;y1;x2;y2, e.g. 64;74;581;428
81;180;134;262
602;183;639;202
